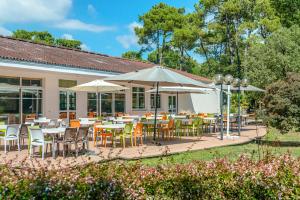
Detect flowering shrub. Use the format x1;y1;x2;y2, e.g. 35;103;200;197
1;154;300;199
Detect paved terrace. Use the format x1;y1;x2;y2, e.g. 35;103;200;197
0;125;266;169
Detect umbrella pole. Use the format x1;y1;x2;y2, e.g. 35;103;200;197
153;82;159;141
176;92;179;114
96;88;99;117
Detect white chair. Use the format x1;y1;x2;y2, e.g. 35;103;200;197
0;125;20;153
29;128;52;160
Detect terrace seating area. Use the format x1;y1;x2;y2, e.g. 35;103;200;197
0;112;254;160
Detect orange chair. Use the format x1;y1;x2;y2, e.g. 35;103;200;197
70;120;80;128
93;122;113;147
93;122;102;147
161;119;175;140
162;115;168;120
133;123;144;146
88;112;96;118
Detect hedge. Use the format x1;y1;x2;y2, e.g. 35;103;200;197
1;154;300;199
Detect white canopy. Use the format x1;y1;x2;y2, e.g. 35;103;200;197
146;86;214;94
69;79;128;92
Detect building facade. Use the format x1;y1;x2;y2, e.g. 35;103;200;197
0;36;219;124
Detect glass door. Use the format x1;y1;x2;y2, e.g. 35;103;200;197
168;96;177;114
59;90;76;121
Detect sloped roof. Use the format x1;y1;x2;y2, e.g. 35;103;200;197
0;36;212;83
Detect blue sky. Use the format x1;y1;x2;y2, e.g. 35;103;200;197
0;0;201;60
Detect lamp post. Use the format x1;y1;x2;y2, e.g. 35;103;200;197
214;74;224;140
224;74;234;137
236;77;249;135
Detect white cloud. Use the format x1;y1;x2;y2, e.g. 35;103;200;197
61;33;74;40
80;43;90;51
0;0;114;33
116;22;142;49
52;18;115;33
0;0;71;23
55;19;115;32
0;26;12;36
87;4;97;16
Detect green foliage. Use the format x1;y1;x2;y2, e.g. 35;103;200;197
245;26;300;88
135;3;185;64
55;38;82;49
121;50;143;61
264;73;300;133
12;29;83;50
271;0;300;28
148;48;198;72
13;30;55;45
1;155;300;199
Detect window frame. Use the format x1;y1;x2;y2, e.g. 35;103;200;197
132;87;145;110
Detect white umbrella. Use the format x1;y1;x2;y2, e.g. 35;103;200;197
105;65;212;141
70;79;128;116
146;86;214;114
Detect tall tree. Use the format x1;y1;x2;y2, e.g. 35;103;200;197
12;29;83;50
122;51;143;61
55;39;82;49
135;3;185;65
270;0;300;28
244;26;300;88
194;0;281;77
171;14;199;70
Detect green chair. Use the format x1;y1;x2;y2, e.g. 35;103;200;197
0;121;5;137
119;123;133;148
175;120;183;138
187;118;203;136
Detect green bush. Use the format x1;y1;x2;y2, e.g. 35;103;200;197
1;155;300;199
264;73;300;132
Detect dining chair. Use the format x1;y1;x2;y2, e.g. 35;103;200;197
175;120;183;139
0;124;20;153
119;123;133;148
93;122;102;147
29;128;52;159
160;119;175;140
70;120;80;128
19;124;29;148
57;127;78;158
100;121;114;147
133;123;144;146
77;127;89;151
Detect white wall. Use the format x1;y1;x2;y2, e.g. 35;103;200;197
0;64;219;118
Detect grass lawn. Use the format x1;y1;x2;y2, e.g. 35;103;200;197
136;129;300;166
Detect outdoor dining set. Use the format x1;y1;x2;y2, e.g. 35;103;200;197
0;112;248;160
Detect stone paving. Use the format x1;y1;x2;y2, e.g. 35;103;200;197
0;125;266;169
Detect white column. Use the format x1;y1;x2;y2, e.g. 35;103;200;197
226;85;231;136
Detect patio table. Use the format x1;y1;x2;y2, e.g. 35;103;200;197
122;115;140;119
80;121;95;126
34;119;51;124
203;117;217;133
96;124;126;147
173;115;187;119
79;118;97;121
42;127;66;158
113;119;134;124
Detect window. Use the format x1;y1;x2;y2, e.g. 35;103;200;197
87;93;97;112
22;89;43;115
101;93;112;114
22;78;42;87
132;87;145;109
59;91;76;111
115;93;125;113
150;93;161;109
0;76;43;124
59;79;77;88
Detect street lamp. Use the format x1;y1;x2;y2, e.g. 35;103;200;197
234;77;249;135
214;74;224;140
224;74;234;138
